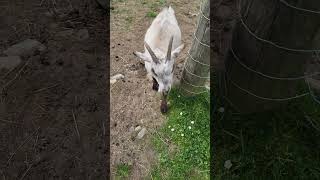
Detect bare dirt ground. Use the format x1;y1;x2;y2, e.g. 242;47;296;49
0;0;107;179
110;0;201;178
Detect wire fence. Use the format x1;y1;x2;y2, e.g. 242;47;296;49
180;0;320;109
180;0;210;95
218;0;320;112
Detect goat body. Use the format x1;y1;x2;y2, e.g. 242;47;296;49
135;6;184;91
134;6;184;113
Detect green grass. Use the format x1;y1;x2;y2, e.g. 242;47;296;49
213;88;320;179
111;8;129;14
146;11;158;18
141;0;168;18
151;88;210;179
116;164;131;179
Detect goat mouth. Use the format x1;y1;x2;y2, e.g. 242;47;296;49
160;99;168;113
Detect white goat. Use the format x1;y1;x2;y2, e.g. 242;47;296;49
134;6;184;113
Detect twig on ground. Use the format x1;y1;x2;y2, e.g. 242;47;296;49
6;127;40;165
72;109;81;141
31;83;60;94
137;163;154;180
222;129;240;140
0;119;21;125
150;128;169;146
19;164;33;180
1;60;30;91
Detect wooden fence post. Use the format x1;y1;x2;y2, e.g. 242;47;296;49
180;0;210;96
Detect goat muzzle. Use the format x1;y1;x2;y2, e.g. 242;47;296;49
160;91;169;113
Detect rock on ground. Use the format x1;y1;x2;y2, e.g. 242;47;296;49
3;39;46;57
0;56;22;69
224;160;232;169
134;126;142;132
137;128;146;139
110;73;125;84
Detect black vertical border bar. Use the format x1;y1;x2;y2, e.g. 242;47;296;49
209;0;214;179
105;1;111;178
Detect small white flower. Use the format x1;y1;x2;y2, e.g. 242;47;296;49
188;126;192;130
171;128;175;132
180;112;183;116
168;125;171;128
181;133;184;137
178;95;181;98
191;121;194;124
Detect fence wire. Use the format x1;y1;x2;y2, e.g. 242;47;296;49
218;0;320;112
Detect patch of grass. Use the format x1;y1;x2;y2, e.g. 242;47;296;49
146;11;158;18
140;0;167;9
151;88;210;179
213;86;320;179
159;0;166;5
116;164;131;179
111;8;129;14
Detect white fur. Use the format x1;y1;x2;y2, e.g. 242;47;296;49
134;6;184;93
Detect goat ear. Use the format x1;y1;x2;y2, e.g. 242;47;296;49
171;44;184;59
133;51;151;63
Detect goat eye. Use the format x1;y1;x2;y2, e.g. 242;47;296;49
151;68;157;76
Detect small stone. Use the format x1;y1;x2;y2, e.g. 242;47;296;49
218;107;225;113
137;128;146;139
110;79;117;84
134;126;141;132
224;160;232;169
111;74;125;81
129;126;134;132
4;39;46;57
110;74;125;85
0;56;22;69
76;29;89;41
